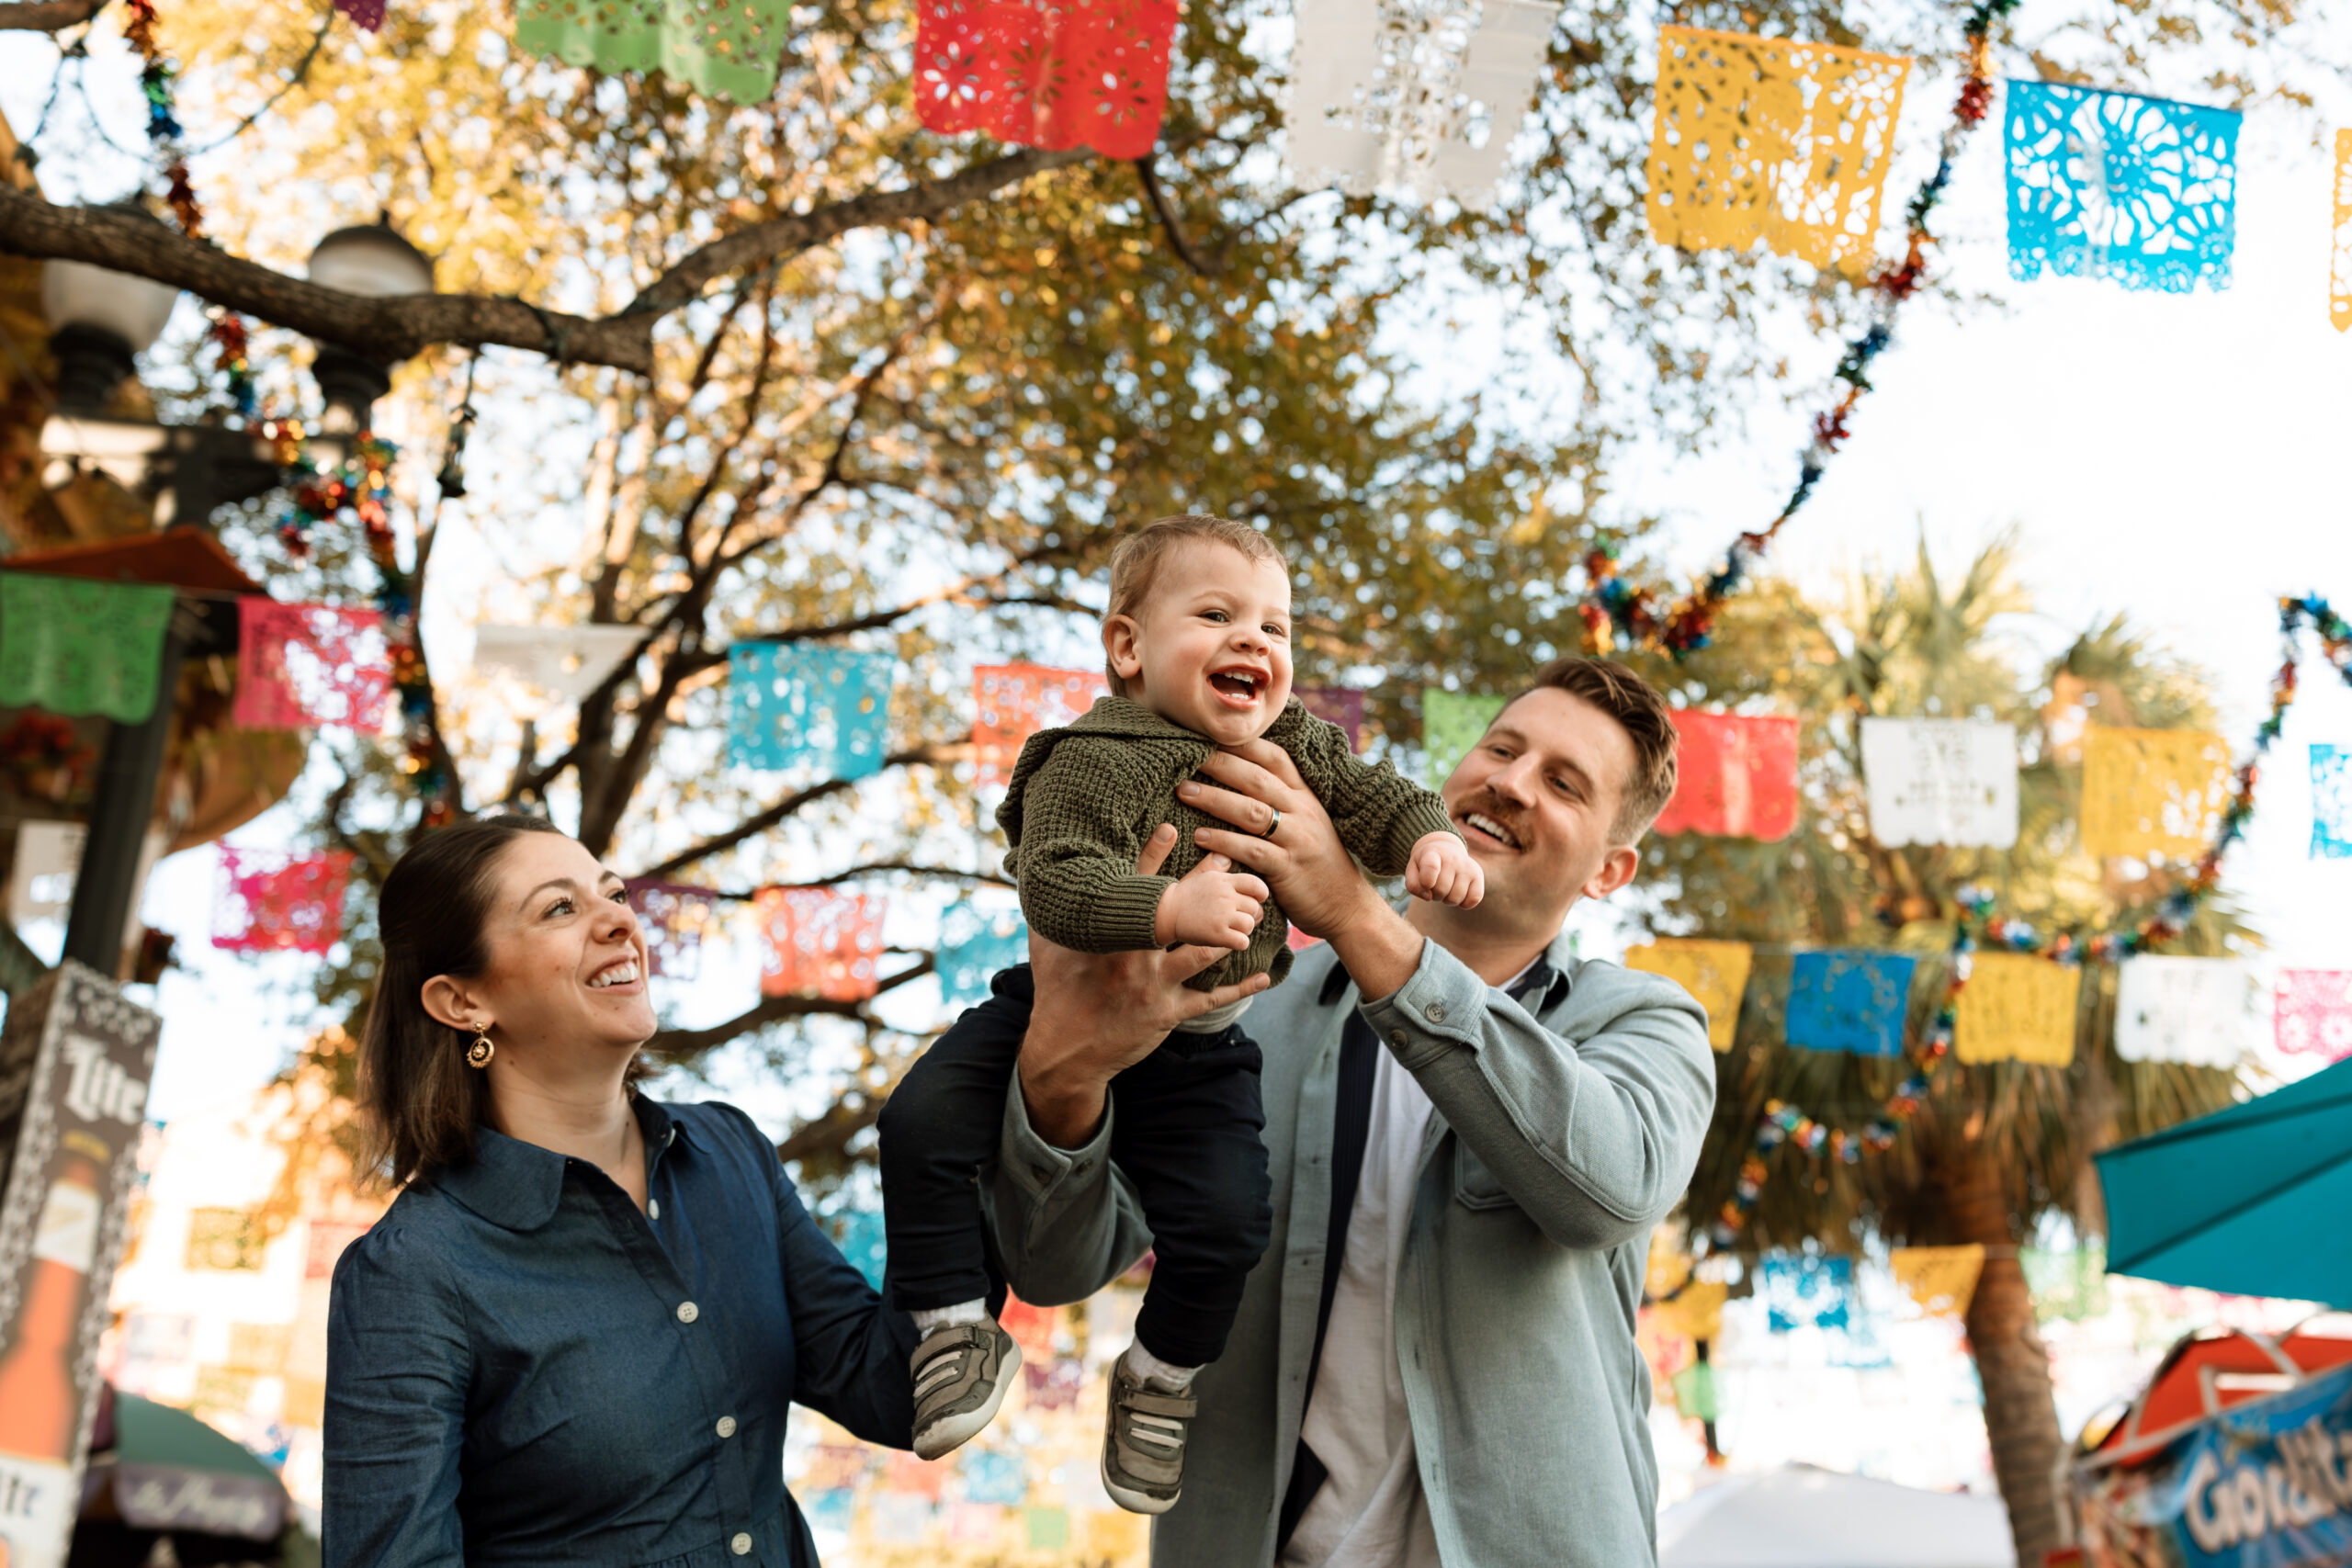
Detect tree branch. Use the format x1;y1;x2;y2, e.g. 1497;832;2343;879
1134;155;1227;279
0;149;1089;374
632;740;972;878
704;309;934;573
775;1096;885;1167
646;953;934;1055
0;0;105;30
628;149;1087;318
687;861;1013;897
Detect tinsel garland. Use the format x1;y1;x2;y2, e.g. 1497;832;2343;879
270;426;452;822
123;0;256;419
1709;593;2352;1247
1583;0;2023;658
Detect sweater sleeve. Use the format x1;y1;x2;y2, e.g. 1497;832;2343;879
1008;736;1178;953
1282;710;1459;877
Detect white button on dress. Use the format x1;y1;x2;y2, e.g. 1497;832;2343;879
716;1416;737;1438
648;1199;661;1220
730;1532;752;1555
676;1301;699;1324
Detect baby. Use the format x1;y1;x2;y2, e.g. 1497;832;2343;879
874;514;1479;1515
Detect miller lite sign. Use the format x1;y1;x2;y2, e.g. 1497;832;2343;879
0;962;162;1568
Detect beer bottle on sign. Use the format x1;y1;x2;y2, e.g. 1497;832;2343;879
0;1153;107;1461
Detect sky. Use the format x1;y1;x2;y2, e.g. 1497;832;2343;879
3;11;2351;1126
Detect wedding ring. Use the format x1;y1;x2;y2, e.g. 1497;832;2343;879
1263;808;1282;840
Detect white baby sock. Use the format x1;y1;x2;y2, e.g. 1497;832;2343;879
1124;1340;1201;1393
912;1299;989;1337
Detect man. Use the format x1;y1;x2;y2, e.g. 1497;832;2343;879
979;655;1718;1567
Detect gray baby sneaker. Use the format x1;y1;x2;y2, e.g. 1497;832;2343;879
1101;1359;1197;1514
910;1321;1023;1461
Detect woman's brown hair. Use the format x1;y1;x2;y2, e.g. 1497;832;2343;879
357;814;650;1188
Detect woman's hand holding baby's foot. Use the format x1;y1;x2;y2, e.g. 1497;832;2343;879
1405;832;1485;908
1153;857;1269;949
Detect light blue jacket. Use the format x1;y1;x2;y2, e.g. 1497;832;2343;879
982;928;1716;1567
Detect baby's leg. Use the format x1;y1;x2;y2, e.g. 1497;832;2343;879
1094;1023;1273;1512
876;964;1037;1316
876;964;1036;1458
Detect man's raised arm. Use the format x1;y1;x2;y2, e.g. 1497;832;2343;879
980;828;1273;1306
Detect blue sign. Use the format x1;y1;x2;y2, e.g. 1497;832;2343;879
2077;1360;2352;1567
1761;1253;1853;1334
1786;950;1917;1056
938;906;1027;1008
831;1208;886;1292
2311;745;2352;860
727;643;894;777
2005;80;2241;294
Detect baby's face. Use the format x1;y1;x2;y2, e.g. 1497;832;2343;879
1106;541;1295;747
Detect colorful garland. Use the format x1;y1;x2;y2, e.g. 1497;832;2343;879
1583;0;2023;658
123;0;256;419
270;428;453;822
1709;594;2352;1247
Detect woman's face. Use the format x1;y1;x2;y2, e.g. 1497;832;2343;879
448;832;655;1056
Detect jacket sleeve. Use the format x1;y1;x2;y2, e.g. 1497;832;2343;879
1282;714;1458;877
1009;738;1178;953
323;1225;469;1568
978;1081;1155;1308
1360;942;1716;1249
736;1106;921;1449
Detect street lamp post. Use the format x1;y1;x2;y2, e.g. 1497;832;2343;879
306;219;436;434
36;209;436;976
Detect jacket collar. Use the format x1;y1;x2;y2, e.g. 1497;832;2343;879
431;1096;695;1232
1065;693;1309;743
1314;926;1576;1012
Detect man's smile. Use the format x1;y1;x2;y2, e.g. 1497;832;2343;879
1458;809;1523;851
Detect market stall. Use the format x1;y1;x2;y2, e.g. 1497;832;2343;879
2075;1325;2352;1567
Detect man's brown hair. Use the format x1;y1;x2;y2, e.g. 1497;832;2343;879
1102;514;1283;697
1498;656;1680;841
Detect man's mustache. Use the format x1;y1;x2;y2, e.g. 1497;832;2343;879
1455;791;1529;844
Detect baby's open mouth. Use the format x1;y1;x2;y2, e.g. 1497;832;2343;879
1210;670;1265;699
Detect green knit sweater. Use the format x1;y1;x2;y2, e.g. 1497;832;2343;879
999;694;1459;991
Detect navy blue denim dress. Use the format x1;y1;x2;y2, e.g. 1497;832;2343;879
323;1097;917;1567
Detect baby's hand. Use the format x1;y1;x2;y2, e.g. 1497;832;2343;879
1405;831;1484;908
1154;858;1270;951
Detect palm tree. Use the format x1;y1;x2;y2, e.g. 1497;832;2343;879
1622;537;2250;1567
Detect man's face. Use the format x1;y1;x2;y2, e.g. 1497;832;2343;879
1440;686;1645;928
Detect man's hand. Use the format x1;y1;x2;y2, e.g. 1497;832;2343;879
1183;739;1429;1000
1180;741;1385;943
1405;830;1484;908
1017;826;1273;1148
1152;859;1268;949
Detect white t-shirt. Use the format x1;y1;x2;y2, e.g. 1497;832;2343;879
1279;959;1541;1568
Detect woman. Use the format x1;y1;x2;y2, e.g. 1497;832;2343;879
323;814;916;1566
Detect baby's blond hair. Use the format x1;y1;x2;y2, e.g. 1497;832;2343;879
1102;515;1283;697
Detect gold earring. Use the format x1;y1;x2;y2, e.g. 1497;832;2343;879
466;1029;495;1068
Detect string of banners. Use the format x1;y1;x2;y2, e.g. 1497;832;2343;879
1584;5;2330;657
1590;1;2021;656
1647;1244;2096;1344
503;0;1565;211
203;592;2352;1077
1676;594;2352;1246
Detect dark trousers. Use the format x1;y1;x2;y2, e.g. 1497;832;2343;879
876;964;1274;1369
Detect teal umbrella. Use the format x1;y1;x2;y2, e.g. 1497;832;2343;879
2097;1055;2352;1306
